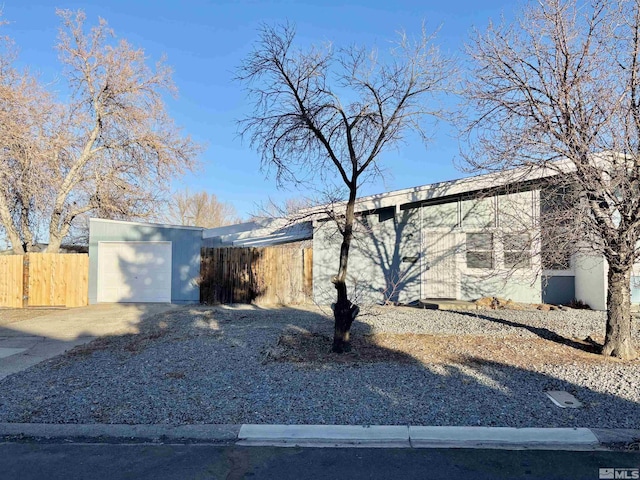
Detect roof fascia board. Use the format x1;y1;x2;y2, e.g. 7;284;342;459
89;218;204;232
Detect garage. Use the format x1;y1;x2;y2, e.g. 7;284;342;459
97;241;172;303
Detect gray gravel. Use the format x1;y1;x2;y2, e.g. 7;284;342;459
0;305;638;428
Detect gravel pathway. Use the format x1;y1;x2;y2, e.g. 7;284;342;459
0;305;638;428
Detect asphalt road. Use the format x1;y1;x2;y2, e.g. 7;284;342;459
1;443;639;480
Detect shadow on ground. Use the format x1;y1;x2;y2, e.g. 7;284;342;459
453;310;603;354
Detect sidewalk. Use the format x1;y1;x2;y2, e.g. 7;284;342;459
0;423;638;450
0;303;179;380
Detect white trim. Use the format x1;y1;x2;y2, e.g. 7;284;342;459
90;218;203;232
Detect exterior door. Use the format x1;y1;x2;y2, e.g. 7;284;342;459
422;231;459;299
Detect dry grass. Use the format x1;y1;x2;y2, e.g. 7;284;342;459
62;337;115;359
63;328;171;360
123;330;167;354
265;331;640;368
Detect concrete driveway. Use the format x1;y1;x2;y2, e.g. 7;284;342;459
0;303;180;380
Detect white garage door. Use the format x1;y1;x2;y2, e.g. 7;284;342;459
97;242;172;303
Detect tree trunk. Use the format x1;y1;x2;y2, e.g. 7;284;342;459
0;200;25;254
46;233;63;253
332;281;354;353
331;187;359;353
46;215;66;252
602;267;637;360
6;230;25;255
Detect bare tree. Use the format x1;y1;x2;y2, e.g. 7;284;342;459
164;189;240;228
249;196;316;222
0;13;55;253
462;0;640;359
238;23;452;352
0;10;200;254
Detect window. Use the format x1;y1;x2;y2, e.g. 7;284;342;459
466;233;493;268
503;233;531;268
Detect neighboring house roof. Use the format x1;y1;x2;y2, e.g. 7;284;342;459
203;218;313;247
0;243;88;254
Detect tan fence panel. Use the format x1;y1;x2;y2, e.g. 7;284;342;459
201;245;313;305
0;256;24;308
65;254;89;307
303;248;313;298
27;253;52;306
27;253;88;307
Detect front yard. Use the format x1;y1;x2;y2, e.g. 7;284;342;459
0;304;638;428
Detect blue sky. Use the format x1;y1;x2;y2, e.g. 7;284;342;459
3;0;519;219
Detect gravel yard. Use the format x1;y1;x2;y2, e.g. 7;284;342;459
0;304;638;428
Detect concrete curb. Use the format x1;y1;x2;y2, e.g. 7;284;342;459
237;424;411;448
0;423;638;450
408;426;599;450
0;423;240;443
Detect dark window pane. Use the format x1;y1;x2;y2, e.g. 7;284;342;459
504;251;530;268
504;233;529;251
467;251;493;269
541;230;572;269
467;233;493;250
543;256;571;270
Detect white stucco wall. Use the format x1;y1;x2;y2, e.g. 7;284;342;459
458;274;541;303
574;254;607;311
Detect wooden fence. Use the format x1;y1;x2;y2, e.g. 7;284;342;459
0;253;89;308
0;255;23;308
200;245;313;305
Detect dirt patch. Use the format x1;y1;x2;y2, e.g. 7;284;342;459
473;296;565;311
265;331;639;368
0;308;65;326
123;330;168;354
264;331;416;365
